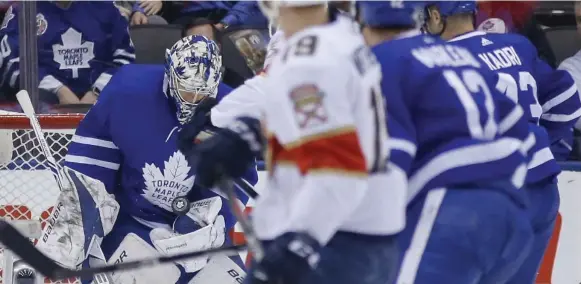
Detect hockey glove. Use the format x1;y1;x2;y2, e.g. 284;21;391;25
193;116;263;188
248;232;321;284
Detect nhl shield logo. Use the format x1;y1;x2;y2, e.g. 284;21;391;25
36;13;47;36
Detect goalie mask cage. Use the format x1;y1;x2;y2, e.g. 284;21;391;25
0;113;82;284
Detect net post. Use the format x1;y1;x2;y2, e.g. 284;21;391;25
18;2;39;113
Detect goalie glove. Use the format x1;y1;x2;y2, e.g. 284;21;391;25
151;197;226;273
193;116;263;188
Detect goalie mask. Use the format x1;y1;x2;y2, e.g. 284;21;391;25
165;35;223;124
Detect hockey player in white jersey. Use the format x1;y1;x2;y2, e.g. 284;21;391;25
35;35;255;284
189;1;406;284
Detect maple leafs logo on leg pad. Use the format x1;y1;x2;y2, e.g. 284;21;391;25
142;151;195;211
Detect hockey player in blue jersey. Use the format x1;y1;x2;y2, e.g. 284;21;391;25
35;35;255;284
358;1;535;283
0;2;135;105
423;2;581;282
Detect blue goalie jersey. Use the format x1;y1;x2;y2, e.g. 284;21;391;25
374;32;530;204
0;2;135;95
64;64;256;225
450;31;581;184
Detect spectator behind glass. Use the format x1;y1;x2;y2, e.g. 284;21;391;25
476;1;558;68
114;1;167;26
0;1;135;106
167;1;267;40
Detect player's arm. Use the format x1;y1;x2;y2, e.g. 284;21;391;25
381;61;417;174
211;75;267;128
91;4;135;93
64;71;124;192
533;44;581;148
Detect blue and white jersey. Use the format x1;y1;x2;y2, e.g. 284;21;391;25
64;64;256;225
450;31;581;184
0;2;135;95
373;31;530;204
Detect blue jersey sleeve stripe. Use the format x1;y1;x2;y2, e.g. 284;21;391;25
388;138;417;157
66;142;120;164
542;84;578;113
65;155;120;170
113;48;136;60
1;57;19;88
498;106;523;134
38;75;64;93
93;73;113;91
522;133;536;155
71;135;119;149
407;137;523;202
541;108;581;122
529;147;554;169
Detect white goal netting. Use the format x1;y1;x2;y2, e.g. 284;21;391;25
0;112;83;284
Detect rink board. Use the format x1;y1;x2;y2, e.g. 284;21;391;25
0;164;579;283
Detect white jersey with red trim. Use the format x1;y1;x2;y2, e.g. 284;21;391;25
210;32;286;127
252;16;406;245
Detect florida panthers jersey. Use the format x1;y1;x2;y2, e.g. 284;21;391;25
374;31;530;204
64;64;256;226
450;31;581;184
0;2;135;95
252;16;406;246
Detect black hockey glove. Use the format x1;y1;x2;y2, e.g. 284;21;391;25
193;116;263;189
248;232;321;284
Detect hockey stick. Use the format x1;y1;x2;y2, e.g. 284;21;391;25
219;178;264;261
234;176;259;199
219;178;281;282
0;220;247;280
16;90;113;283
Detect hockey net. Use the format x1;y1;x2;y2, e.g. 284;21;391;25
0;112;83;284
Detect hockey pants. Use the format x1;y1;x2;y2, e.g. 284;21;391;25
507;177;560;284
396;187;533;284
244;232;399;284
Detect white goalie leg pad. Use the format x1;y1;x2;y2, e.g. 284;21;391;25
188;254;246;284
107;233;181;284
36;167;120;269
151;216;226;273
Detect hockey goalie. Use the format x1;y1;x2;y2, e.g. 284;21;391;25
36;35;257;284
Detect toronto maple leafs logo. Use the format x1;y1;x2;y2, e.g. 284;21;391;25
142;151;195;211
52;28;95;78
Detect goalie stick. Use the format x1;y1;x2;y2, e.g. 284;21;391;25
16;90;64;189
0;220;247;280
